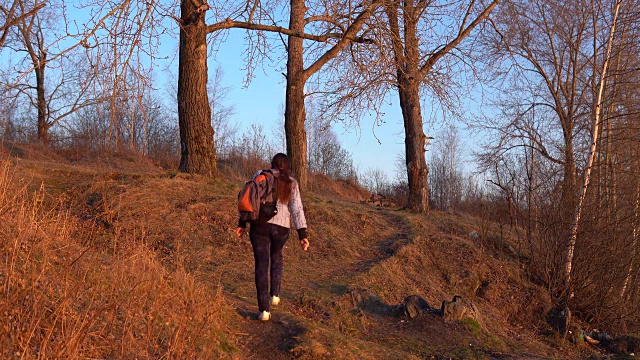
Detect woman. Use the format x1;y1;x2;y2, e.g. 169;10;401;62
236;153;310;321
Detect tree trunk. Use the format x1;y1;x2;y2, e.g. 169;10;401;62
284;0;308;188
561;133;578;223
207;1;379;189
525;141;536;261
398;76;429;212
35;51;48;144
620;178;640;299
564;0;621;300
178;0;217;176
398;1;429;212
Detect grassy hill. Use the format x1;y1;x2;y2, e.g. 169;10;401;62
0;143;602;359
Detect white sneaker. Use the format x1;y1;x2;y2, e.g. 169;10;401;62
271;296;280;306
258;311;271;321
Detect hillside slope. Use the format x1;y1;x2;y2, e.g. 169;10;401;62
0;145;594;359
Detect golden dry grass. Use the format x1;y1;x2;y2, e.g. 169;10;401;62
356;211;560;356
0;158;237;359
0;144;589;359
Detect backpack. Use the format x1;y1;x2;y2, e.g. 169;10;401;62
238;170;278;223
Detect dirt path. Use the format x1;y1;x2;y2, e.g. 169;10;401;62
222;206;416;359
226;296;307;360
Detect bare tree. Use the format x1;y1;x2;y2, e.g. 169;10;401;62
307;102;356;181
0;0;44;48
430;125;464;211
3;0;102;144
564;0;622;301
0;67;20;141
381;0;499;212
207;0;382;187
319;0;499;212
209;66;237;161
361;167;390;195
480;0;640;330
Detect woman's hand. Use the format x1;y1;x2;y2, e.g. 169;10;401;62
236;227;247;238
300;238;309;251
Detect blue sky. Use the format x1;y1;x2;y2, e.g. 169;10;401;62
157;27;486;182
156;28;415;180
2;1;486;182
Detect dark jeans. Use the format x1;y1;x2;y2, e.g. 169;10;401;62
249;223;290;312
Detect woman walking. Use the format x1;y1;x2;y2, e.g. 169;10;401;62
236;153;309;321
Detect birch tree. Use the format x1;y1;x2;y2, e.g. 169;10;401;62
620;177;640;300
481;0;640;329
488;0;599;227
430;125;464;211
564;0;621;302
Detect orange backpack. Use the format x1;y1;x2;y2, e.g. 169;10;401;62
238;170;278;223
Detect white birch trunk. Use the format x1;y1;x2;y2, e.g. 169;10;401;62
620;179;640;299
564;0;622;295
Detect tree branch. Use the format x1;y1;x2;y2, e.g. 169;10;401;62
302;0;381;81
419;0;499;78
207;18;374;44
0;1;45;48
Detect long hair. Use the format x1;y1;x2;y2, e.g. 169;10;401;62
271;153;293;204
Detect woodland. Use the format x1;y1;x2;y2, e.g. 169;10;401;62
1;0;640;357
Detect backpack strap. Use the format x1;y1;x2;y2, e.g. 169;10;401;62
262;169;278;203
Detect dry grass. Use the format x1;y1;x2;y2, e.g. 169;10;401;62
0;144;591;359
306;173;369;202
355;210;561;356
0;159;237;359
